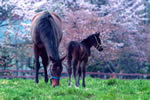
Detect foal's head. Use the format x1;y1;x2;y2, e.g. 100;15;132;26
92;32;103;51
50;56;65;87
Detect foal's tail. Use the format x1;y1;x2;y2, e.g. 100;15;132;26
67;41;78;67
67;42;73;67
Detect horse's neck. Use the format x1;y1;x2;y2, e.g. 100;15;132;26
81;38;94;49
81;38;95;49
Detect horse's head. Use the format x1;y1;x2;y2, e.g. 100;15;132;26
93;32;103;51
50;56;66;87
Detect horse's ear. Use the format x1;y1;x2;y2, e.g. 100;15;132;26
60;55;66;62
96;32;100;36
50;56;56;63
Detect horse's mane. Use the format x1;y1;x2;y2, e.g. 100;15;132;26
81;33;95;44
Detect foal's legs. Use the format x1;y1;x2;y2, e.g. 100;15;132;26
82;58;88;87
41;48;49;83
77;61;81;86
67;55;72;86
34;44;40;83
73;59;79;87
67;67;72;86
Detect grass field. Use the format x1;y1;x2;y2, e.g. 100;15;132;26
0;78;150;100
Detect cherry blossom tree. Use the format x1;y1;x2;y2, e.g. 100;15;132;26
0;0;149;75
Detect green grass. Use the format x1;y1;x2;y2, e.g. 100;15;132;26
0;78;150;100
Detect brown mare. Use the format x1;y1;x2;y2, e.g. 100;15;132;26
31;11;65;87
67;32;103;87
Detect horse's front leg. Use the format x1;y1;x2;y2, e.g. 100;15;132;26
41;50;49;83
43;66;48;83
35;59;40;83
34;44;40;83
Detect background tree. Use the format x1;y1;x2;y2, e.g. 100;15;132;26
0;0;150;77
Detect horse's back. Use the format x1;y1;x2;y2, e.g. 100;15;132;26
31;11;62;46
68;41;81;52
31;11;50;45
50;12;62;44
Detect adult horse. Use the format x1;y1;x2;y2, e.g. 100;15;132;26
67;32;103;87
31;11;65;87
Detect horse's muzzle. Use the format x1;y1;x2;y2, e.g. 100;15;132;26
51;79;60;87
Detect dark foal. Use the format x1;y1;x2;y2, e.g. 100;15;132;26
67;32;103;87
31;11;65;87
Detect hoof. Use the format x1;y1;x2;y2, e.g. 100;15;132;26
75;84;79;88
75;85;79;89
35;80;39;83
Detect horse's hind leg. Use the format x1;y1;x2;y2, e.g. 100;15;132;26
34;44;40;83
76;61;81;86
82;58;88;87
67;67;72;86
67;51;72;86
73;59;79;87
67;54;72;86
77;66;81;86
41;48;49;83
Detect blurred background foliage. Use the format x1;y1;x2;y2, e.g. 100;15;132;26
0;0;150;78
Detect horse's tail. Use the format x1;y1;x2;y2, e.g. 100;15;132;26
67;41;76;67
